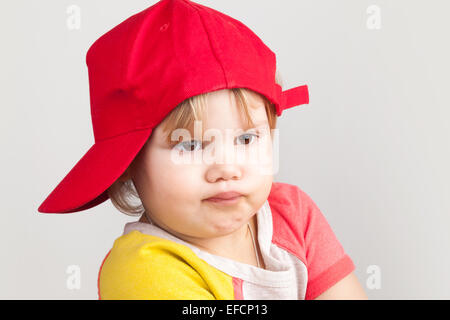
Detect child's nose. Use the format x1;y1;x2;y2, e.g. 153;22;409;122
205;161;242;183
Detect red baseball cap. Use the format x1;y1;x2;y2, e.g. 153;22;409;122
38;0;309;214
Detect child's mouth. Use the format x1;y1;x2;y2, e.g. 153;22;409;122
204;196;242;205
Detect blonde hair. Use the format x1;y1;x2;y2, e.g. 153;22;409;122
108;73;283;217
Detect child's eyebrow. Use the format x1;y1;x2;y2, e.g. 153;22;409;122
243;121;268;130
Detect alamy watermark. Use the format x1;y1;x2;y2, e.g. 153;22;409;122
168;120;280;175
366;264;381;290
66;5;81;30
366;5;381;30
66;264;81;290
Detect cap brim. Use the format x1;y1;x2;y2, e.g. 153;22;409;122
38;127;153;214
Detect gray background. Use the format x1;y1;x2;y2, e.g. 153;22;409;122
1;0;449;299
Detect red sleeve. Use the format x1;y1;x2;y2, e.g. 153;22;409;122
299;188;355;300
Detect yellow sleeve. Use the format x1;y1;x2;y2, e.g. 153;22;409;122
99;230;235;300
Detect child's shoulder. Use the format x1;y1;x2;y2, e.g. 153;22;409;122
102;231;201;274
268;181;316;219
98;230;233;299
267;181;329;262
108;230;190;258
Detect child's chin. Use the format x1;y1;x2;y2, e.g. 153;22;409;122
208;218;246;235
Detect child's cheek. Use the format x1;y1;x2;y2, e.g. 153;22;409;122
158;163;204;198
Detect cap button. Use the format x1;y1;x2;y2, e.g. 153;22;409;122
160;23;170;32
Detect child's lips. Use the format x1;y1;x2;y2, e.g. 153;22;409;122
204;195;242;205
203;191;244;206
205;191;243;200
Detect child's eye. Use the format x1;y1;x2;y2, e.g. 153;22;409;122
236;133;258;146
173;133;259;152
174;139;201;152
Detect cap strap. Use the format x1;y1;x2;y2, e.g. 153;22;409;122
274;83;309;115
281;84;309;110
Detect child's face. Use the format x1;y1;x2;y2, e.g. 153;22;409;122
129;89;274;241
